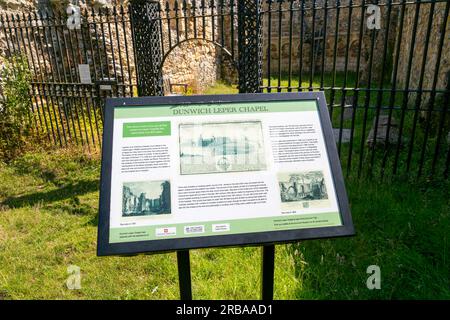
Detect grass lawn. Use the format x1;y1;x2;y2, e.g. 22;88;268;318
0;147;448;300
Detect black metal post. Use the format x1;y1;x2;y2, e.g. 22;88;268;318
236;0;272;299
237;0;263;93
130;0;164;96
261;244;275;300
177;250;193;300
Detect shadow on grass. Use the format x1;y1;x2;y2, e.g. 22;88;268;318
1;179;99;209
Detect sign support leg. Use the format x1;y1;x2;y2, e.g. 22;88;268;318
177;250;192;300
261;244;275;300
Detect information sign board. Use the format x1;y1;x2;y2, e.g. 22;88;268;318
97;93;354;256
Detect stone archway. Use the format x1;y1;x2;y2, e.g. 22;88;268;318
162;38;236;93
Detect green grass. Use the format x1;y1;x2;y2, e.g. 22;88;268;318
0;147;448;300
293;177;450;299
0;148;297;299
204;81;238;95
0;75;448;299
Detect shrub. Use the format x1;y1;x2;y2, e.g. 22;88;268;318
0;55;33;162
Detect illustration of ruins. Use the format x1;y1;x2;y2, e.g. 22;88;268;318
279;171;328;203
122;180;171;216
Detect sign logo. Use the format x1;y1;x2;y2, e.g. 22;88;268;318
156;227;176;237
184;225;205;234
212;224;230;233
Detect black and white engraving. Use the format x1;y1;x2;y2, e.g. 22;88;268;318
278;171;330;210
179;121;267;175
122;180;171;217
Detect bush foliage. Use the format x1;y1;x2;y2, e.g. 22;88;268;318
0;55;33;162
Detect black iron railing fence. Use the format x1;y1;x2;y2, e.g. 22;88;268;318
0;6;137;149
0;0;449;179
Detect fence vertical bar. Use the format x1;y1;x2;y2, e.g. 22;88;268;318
21;12;44;131
106;8;118;94
238;0;263;93
4;14;17;53
358;0;378;178
309;0;316;91
276;0;282;92
183;0;189;41
53;11;72;142
381;0;406;178
287;0;294;92
192;0;198;39
16;13;38;133
266;0;272;93
113;7;125;97
432;72;450;176
130;0;164;96
85;7;104;136
406;0;435;175
337;0;353;157
393;0;421;175
99;8;111;84
211;0;216;44
320;0;328;91
40;9;65;147
346;0;366;177
92;8;106;85
66;11;86;147
175;0;180;44
230;0;235;60
73;13;93;150
369;0;393;177
297;0;304;91
329;0;341;119
120;6;134;97
219;0;224;47
201;0;206;39
418;0;449;178
11;14;22;53
33;11;57;144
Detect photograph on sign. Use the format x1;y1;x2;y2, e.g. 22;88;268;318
97;93;354;255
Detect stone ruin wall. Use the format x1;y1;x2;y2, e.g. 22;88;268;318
161;0;220;93
397;2;449;98
261;0;448;108
262;0;399;83
0;0;220;94
0;0;136;93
